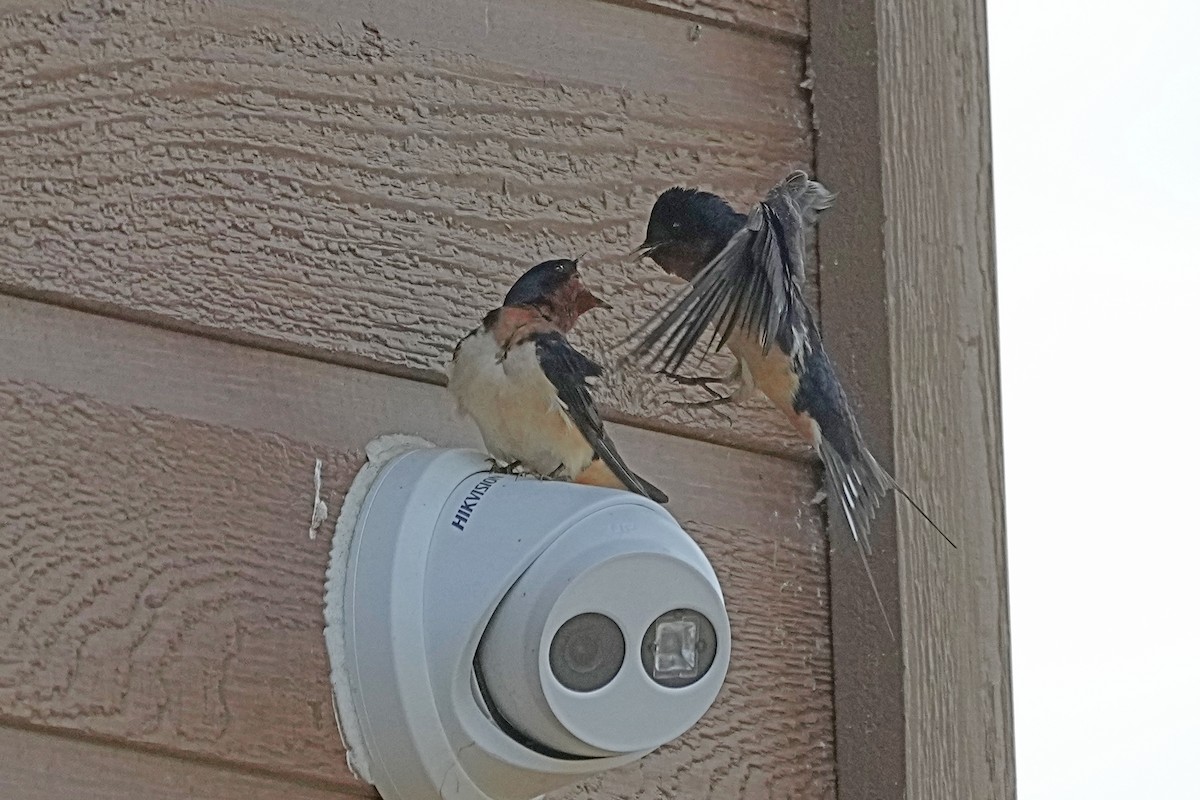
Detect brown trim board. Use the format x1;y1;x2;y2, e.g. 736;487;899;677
808;0;1015;798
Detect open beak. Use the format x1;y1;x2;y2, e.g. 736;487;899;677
628;240;661;260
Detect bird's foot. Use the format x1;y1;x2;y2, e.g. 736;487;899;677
487;458;526;475
666;394;736;423
546;463;572;481
662;371;728;397
668;394;735;409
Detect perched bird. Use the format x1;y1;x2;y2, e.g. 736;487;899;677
628;172;949;622
448;258;668;503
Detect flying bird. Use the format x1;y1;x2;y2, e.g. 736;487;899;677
448;258;668;503
628;171;950;623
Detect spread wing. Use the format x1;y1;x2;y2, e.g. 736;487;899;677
630;171;834;374
531;332;668;503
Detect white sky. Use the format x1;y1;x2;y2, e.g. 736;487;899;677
989;1;1200;796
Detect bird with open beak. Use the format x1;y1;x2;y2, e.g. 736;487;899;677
448;258;668;503
628;171;950;629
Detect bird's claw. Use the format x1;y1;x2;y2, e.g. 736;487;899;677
666;394;736;424
661;371;729;401
660;370;736;422
487;458;526;475
668;394;735;409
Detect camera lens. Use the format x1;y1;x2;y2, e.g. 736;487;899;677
640;609;717;688
549;613;625;692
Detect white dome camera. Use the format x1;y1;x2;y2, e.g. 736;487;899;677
326;447;730;800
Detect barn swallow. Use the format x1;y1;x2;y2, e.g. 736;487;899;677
628;171;950;626
448;258;668;503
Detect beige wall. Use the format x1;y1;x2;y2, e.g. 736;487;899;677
0;0;837;796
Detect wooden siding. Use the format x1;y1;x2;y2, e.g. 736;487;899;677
0;0;814;461
0;2;832;792
0;0;1011;794
0;724;363;799
0;294;835;797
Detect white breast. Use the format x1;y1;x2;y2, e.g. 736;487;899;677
446;330;595;478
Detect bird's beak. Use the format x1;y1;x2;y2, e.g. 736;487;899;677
576;286;611;313
629;240;660;260
567;258;610;313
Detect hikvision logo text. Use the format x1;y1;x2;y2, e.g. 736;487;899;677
450;476;500;531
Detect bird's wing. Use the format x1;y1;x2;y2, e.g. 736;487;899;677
630;171;834;374
531;332;668;503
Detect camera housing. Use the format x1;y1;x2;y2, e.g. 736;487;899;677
328;446;730;800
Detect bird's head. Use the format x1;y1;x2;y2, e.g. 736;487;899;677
633;187;741;281
503;258;609;331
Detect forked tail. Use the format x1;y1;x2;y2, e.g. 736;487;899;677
820;441;957;640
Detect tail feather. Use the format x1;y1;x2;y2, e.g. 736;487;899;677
574;457;669;504
819;439;890;554
821;434;958;551
817;413;956;639
820;439;894;639
893;482;957;549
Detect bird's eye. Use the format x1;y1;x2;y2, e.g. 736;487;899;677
670;221;682;230
554;263;565;272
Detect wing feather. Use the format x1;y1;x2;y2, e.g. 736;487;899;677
532;332;668;503
630;171;834;372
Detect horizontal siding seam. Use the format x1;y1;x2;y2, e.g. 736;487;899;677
0;716;374;797
0;283;809;462
592;0;807;43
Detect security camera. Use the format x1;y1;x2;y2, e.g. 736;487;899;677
325;446;730;800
